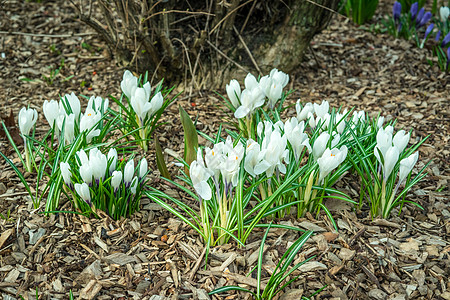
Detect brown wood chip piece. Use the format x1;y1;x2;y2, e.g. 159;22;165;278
103;253;137;266
372;219;402;229
0;228;13;248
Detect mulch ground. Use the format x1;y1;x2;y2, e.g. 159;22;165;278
0;1;449;299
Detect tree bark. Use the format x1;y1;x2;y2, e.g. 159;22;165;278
73;0;339;87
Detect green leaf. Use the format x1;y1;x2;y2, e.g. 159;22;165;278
179;105;198;176
154;135;171;180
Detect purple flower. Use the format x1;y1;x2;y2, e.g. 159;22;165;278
446;47;450;71
424;23;434;40
435;30;441;42
416;8;425;25
418;12;432;28
410;2;419;21
393;2;402;21
442;32;450;47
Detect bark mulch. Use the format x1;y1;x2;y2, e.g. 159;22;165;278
0;1;449;299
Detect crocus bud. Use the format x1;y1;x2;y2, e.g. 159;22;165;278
313;132;330;160
43;100;60;128
393;130;410;153
447;47;450;70
139;158;148;179
80;164;93;185
64;92;81;118
90;150;107;183
418;12;432;28
75;183;91;206
398;152;419;183
60;162;72;187
377;116;385;129
146;92;163;119
18;107;38;139
435;30;441;42
124;159;135;185
190;160;212;200
121;70;138;100
107;148;118;174
313;100;329;119
296;101;313;121
415;7;425;26
225;79;241;108
244;73;259;91
410;2;418;20
393;1;402;21
111;170;122;192
382;146;399;180
441;32;450;47
440;6;449;23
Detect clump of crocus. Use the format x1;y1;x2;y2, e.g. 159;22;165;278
60;147;148;220
225;68;291;139
43;93;109;145
120;70;164;152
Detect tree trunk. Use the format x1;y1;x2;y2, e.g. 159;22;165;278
73;0;339;88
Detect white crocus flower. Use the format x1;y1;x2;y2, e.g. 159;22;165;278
317;146;348;184
60;162;72;187
351;110;365;125
131;86;153;122
244;139;269;177
393;130;410;153
63;114;76;144
43;100;60;128
226;79;241;108
87;96;109;113
18;107;38;141
146;92;163;119
377;116;385;129
313;132;330;160
107;148;118;174
89;149;107;183
296;102;314;121
80;108;101;143
269;68;289;88
244;73;259;90
307;112;316;128
124;159;135;185
440;6;449;23
398;152;419;183
111;170;123;192
79;164;93;185
335;111;347;134
121;70;138;99
64;92;81;118
284;118;311;162
313;100;329;119
75;183;91;205
265;81;283;109
76;149;89;166
380;146;399;180
139;158;148;179
219;138;244;187
374;126;393;164
261;130;289;177
234;87;265;119
205;143;225;180
190;159;212;200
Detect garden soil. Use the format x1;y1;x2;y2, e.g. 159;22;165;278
0;1;449;299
